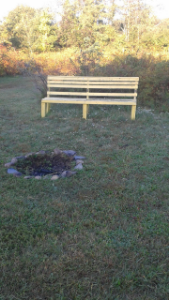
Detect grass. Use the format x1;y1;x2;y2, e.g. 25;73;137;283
1;76;169;299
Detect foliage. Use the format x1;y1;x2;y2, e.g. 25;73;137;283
58;0;116;49
96;51;169;110
0;6;37;51
35;9;57;52
0;6;56;54
0;44;25;76
0;1;169;52
22;58;47;98
76;41;103;75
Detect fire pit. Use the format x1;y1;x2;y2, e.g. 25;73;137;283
4;148;85;180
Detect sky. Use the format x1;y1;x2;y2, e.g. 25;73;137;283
0;0;169;22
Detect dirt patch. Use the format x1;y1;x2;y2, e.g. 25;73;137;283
15;153;74;176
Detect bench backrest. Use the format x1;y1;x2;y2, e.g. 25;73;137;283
47;76;139;99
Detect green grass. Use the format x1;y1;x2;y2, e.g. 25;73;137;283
1;76;169;299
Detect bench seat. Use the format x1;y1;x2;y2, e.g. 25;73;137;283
41;76;139;120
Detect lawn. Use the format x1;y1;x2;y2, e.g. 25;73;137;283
1;76;169;299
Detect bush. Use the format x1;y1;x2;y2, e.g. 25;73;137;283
0;45;25;76
93;52;169;110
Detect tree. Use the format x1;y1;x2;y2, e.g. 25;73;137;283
0;6;56;53
59;0;116;48
117;0;154;49
1;6;37;50
57;0;79;47
35;9;56;52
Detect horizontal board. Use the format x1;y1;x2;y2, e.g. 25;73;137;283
42;97;136;105
47;91;137;97
48;76;139;81
48;81;138;86
48;84;138;89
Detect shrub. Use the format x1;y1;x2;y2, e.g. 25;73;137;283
0;45;25;76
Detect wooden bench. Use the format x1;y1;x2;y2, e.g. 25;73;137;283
41;76;139;120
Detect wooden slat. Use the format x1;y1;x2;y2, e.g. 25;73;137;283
47;84;138;89
47;91;137;97
48;81;138;86
48;76;139;81
48;77;139;80
42;97;136;105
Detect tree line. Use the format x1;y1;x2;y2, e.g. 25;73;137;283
0;0;169;54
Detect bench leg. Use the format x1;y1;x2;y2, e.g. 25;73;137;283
131;105;136;120
41;102;46;117
83;104;88;119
